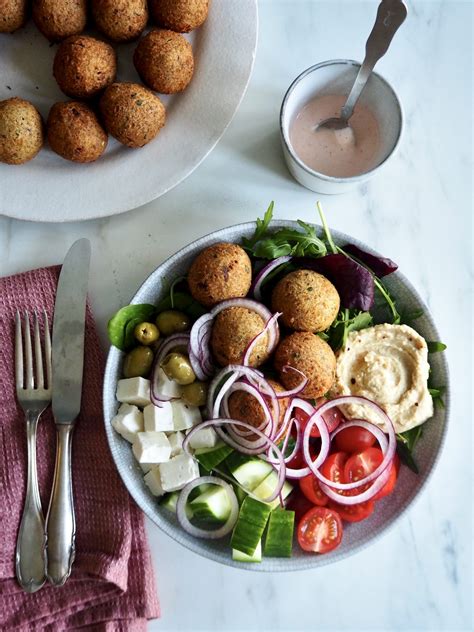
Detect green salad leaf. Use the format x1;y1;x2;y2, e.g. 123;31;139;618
156;290;206;319
399;307;424;325
107;304;156;350
427;341;447;353
326;309;373;350
428;385;446;408
396;426;424;474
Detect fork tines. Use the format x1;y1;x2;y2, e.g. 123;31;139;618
15;311;52;393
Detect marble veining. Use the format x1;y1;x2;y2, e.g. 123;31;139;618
0;1;472;630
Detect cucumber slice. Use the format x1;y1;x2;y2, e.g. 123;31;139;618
233;540;262;563
234;484;247;506
195;443;234;471
159;491;179;513
190;486;231;523
264;508;295;558
231;496;271;556
188;482;213;502
252;471;293;509
225;453;273;491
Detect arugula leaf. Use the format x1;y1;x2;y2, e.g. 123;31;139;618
326;309;373;350
107;304;156;350
242;201;275;251
396;426;424;474
427;341;447;353
399;307;424;325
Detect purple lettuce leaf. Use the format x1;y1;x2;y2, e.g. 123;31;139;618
295;255;375;311
343;244;398;278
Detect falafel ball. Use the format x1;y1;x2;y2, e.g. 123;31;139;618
272;269;340;332
133;29;194;94
53;35;117;99
149;0;209;33
228;379;289;434
211;306;271;368
0;0;27;32
274;332;336;399
0;98;44;165
32;0;87;42
99;82;166;148
91;0;148;43
188;243;252;308
47;101;107;163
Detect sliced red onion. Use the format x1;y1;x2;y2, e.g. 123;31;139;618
183;418;286;502
274;365;309;398
223;382;272;436
207;365;265;419
242;311;281;366
150;334;190;405
189;350;208;382
176;476;239;539
303;396;396;504
189;313;214;378
267;418;301;465
252;256;293;301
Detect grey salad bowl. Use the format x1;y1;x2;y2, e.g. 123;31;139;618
103;221;449;571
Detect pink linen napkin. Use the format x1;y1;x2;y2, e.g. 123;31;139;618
0;266;160;631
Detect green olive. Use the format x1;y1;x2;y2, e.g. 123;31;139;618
156;310;191;336
134;321;160;345
123;346;154;378
181;381;208;407
161;352;196;385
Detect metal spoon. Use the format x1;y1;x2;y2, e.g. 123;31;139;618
316;0;407;132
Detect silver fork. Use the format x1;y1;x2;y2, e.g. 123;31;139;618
15;310;52;593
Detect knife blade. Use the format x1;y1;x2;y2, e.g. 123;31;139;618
46;238;91;586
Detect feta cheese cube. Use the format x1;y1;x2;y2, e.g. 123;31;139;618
168;431;184;456
188;426;218;450
132;432;171;465
155;367;181;399
160;454;200;492
144;402;174;432
171;401;202;431
116;377;151;407
111;404;144;443
144;466;165;497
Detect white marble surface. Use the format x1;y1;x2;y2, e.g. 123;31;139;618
1;1;472;630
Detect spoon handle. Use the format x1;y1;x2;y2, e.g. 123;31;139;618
341;0;407;121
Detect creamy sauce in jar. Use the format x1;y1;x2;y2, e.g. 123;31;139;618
290;94;381;178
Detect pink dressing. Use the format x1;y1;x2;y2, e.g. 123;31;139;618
290;94;381;178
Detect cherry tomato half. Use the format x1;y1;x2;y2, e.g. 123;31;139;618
372;454;400;501
334;426;376;454
344;447;383;484
297;506;343;554
299;474;329;506
328;499;375;523
294;401;344;439
320;451;348;484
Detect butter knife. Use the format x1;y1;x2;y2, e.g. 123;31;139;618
45;239;91;586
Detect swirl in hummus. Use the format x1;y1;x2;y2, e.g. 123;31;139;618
332;323;433;433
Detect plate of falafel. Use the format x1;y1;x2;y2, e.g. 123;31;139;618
103;205;449;570
0;0;258;221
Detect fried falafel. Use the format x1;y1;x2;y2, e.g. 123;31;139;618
188;243;252;308
0;98;44;165
149;0;209;33
47;101;107;163
99;82;166;148
0;0;27;32
211;306;270;368
274;332;336;399
53;35;116;99
272;269;340;332
32;0;87;42
228;379;289;433
133;29;194;94
91;0;148;43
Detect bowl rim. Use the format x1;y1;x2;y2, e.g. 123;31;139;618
103;219;450;572
279;59;404;183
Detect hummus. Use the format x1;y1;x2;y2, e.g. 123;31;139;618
332;323;433;433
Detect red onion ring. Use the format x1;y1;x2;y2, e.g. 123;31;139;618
150;334;190;405
274;365;309;398
176;476;239;539
223;382;272;436
242;311;281;366
183;419;286;502
251;255;293;301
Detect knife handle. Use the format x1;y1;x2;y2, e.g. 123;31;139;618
45;424;76;586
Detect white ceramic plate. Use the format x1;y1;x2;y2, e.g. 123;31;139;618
0;1;258;222
103;221;449;571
